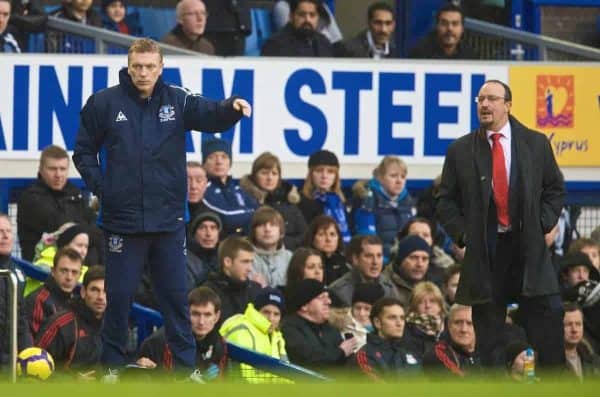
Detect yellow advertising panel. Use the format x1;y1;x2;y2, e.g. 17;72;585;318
509;65;600;166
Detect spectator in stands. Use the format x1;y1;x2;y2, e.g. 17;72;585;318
249;207;292;289
304;215;349;285
355;297;419;381
286;247;324;286
35;266;106;372
162;0;214;55
101;0;141;36
563;302;600;380
504;340;533;381
186;212;221;291
203;0;251;56
337;2;398;59
299;150;350;242
352;156;414;261
272;0;342;44
240;152;307;250
560;252;600;294
47;0;102;53
201;138;258;237
7;0;46;52
409;3;479;59
0;0;20;52
26;247;82;338
351;282;385;332
282;279;357;371
202;236;262;323
329;235;398;306
261;0;333;57
327;289;370;352
569;238;600;272
384;235;431;307
0;213;32;368
422;304;480;377
220;287;288;382
137;287;227;379
396;217;455;273
442;264;461;306
403;281;447;361
186;161;208;226
17;145;103;266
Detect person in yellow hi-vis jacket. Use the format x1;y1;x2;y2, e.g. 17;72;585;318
220;287;291;383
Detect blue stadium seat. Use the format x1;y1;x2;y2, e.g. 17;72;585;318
136;7;176;41
245;8;273;56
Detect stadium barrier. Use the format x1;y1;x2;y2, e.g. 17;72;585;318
0;269;19;383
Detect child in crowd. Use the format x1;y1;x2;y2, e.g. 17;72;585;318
101;0;142;36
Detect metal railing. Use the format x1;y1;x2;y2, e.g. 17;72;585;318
0;269;18;383
464;17;600;61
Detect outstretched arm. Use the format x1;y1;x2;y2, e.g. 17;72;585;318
182;92;251;133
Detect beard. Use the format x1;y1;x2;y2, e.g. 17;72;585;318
296;23;316;38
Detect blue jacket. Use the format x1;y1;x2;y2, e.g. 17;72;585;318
352;179;415;261
73;68;243;234
202;175;258;237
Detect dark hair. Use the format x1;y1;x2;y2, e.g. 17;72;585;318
397;217;435;242
251;152;282;181
367;2;394;21
303;215;344;254
82;265;105;288
286;247;323;286
53;246;83;269
563;301;582;315
218;236;254;270
369;297;405;330
40;145;69;167
188;286;221;312
444;263;462;286
290;0;321;13
484;79;512;102
345;234;383;262
436;2;465;24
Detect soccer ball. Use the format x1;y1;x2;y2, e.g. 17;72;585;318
16;347;55;380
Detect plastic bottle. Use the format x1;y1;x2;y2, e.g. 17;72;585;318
523;348;535;381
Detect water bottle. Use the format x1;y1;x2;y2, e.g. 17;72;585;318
523;348;535;381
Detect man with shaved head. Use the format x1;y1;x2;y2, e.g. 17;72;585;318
162;0;214;54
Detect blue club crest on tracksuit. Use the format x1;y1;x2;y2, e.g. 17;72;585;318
158;105;175;122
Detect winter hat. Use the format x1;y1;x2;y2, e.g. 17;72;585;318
352;282;385;305
202;138;232;164
286;279;327;312
56;224;88;249
504;340;531;370
308;149;339;168
189;211;222;234
559;252;600;282
394;235;432;267
102;0;126;10
329;290;348;309
253;287;285;312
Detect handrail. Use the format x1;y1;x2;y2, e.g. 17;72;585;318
0;269;18;383
464;17;600;61
45;15;209;56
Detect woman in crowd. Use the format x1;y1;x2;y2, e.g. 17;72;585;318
286;247;325;287
303;215;349;285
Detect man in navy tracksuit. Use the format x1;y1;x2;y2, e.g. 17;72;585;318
73;38;251;376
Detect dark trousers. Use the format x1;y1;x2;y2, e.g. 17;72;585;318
472;232;565;368
100;226;195;369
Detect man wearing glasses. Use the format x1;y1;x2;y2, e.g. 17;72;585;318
162;0;214;54
437;80;566;371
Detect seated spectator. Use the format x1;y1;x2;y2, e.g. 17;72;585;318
442;264;461;306
101;0;141;36
563;302;600;380
161;0;214;55
351;282;385;333
336;2;398;59
352;156;414;261
203;0;251;56
403;281;447;361
201;138;258;237
329;235;398;306
286;247;324;286
27;223;89;295
560;252;600;299
272;0;342;44
0;0;20;52
281;279;356;371
202;237;262;323
304;215;349;285
220;288;289;383
0;213;32;366
35;266;105;372
186;161;209;227
137;287;227;379
17;145;103;266
6;0;45;52
26;247;82;338
409;3;478;60
422;304;480;378
249;207;292;289
355;297;419;381
47;0;102;53
569;238;600;272
504;340;534;382
299;150;350;242
186;212;221;290
240;152;307;250
327;288;374;353
383;235;431;307
261;0;333;57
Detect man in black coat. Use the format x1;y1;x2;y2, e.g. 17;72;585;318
261;0;333;57
203;0;251;56
437;79;566;369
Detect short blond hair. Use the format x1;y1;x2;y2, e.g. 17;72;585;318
408;281;447;317
373;156;407;179
128;38;163;64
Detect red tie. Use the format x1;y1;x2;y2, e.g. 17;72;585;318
491;133;510;227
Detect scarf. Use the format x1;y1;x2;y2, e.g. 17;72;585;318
314;191;351;243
